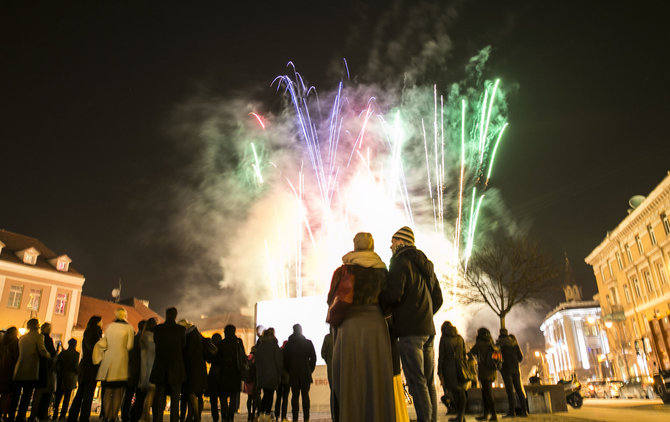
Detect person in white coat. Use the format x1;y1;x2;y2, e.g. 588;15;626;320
97;308;135;422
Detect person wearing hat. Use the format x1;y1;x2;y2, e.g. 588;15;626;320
497;329;527;418
382;226;443;422
327;232;395;422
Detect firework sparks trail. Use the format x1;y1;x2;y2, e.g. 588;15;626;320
248;65;507;300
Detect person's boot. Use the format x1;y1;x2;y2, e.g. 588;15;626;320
475;414;489;421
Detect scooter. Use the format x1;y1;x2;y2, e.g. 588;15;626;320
558;374;583;408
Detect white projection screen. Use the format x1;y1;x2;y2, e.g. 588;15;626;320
255;295;330;365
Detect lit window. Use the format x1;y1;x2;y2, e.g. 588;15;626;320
632;318;640;338
648;225;657;246
26;289;42;311
24;254;36;265
623;284;631;303
644;271;654;293
55;293;68;315
608;260;614;277
662;213;670;235
625;244;633;263
57;260;67;271
7;285;23;308
636;235;644;255
632;277;642;298
616;252;624;270
657;262;669;285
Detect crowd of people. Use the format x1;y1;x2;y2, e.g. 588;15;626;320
1;225;529;422
0;308;317;422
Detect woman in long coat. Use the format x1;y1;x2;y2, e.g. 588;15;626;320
97;308;135;422
67;316;102;422
469;327;498;422
254;328;282;421
0;327;19;420
438;321;468;422
328;232;395;422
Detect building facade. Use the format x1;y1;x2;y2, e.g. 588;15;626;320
540;285;612;382
0;229;85;343
585;172;670;380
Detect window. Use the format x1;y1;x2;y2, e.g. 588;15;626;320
24;253;36;265
616;252;624;269
7;285;23;308
26;289;42;311
54;293;68;315
662;213;670;235
57;260;68;271
608;260;614;277
633;277;642;298
657;262;669;285
623;284;632;303
632;318;640;338
600;266;605;281
609;287;619;304
636;235;644;255
626;244;633;263
644;271;654;293
648;225;657;246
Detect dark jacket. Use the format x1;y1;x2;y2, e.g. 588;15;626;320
150;319;186;386
183;326;208;394
469;336;497;382
255;335;283;390
127;331;143;387
217;335;243;393
438;324;466;391
37;333;57;388
0;336;19;392
56;347;80;390
78;325;102;385
381;246;443;337
497;334;523;375
283;333;316;387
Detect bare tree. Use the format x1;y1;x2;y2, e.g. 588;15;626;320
460;235;558;329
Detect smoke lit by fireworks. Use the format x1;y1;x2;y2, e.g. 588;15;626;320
242;61;508;302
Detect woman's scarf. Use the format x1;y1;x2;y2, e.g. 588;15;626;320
341;250;386;269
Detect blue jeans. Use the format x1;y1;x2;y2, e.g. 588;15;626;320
398;335;437;422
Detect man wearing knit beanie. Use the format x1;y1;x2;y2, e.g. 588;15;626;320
383;226;443;422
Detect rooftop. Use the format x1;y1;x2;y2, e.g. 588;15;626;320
0;229;83;277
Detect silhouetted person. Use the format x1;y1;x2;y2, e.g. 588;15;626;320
180;320;208;422
254;328;282;421
283;324;316;422
0;327;19;421
33;322;57;420
53;339;79;420
123;320;145;422
497;330;527;418
138;318;157;422
274;340;290;422
470;328;498;422
67;316;102;422
438;321;468;422
12;318;51;422
151;307;186;422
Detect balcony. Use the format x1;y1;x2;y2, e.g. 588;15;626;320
604;304;626;321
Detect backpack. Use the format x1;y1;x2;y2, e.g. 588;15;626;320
485;344;503;371
460;353;478;385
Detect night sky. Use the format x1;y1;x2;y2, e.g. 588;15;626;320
2;1;669;326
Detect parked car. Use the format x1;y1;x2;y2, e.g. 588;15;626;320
583;379;623;398
620;377;657;399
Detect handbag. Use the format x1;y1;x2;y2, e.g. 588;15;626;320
92;337;107;365
459;353;478;388
326;265;355;327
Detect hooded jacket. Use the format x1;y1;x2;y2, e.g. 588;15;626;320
497;334;523;374
381;245;443;337
469;333;497;382
438;323;466;391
